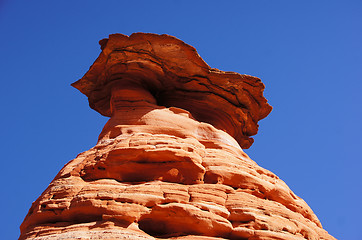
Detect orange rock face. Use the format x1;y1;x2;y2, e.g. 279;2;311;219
20;33;335;240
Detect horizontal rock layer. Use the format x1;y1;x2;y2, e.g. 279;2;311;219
20;107;335;240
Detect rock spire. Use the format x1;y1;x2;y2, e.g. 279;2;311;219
20;33;335;240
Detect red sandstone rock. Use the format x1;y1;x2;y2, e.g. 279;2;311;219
19;33;335;240
72;33;272;149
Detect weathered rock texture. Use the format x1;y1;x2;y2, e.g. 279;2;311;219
20;33;335;240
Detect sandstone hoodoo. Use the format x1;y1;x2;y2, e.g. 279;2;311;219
20;33;335;239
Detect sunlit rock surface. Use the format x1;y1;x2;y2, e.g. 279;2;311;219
20;33;335;240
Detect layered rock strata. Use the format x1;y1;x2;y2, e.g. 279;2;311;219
20;33;335;240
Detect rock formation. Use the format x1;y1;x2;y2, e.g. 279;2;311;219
20;33;335;240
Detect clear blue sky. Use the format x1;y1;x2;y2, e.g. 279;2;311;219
1;1;361;239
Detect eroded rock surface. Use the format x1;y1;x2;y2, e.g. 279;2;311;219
20;33;335;240
72;33;272;149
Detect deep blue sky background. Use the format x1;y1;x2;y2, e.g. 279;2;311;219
1;1;361;239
